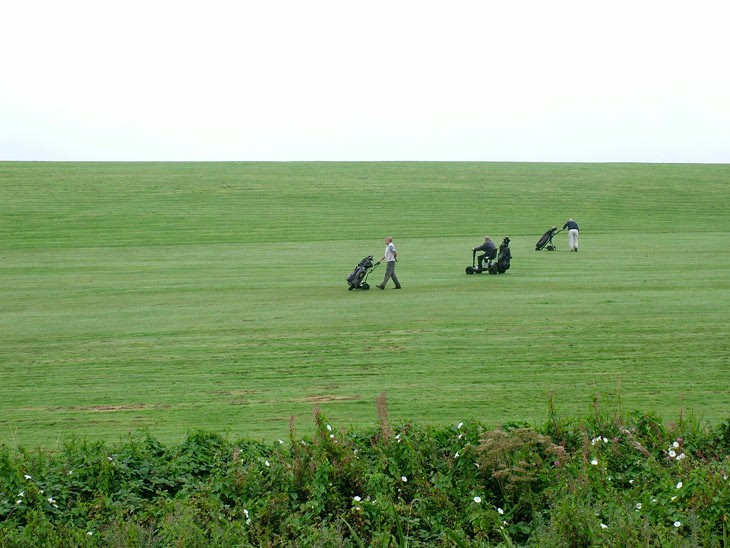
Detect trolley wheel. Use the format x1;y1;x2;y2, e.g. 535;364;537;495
465;266;475;275
361;283;370;290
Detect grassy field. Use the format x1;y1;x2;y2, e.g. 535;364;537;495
1;162;729;448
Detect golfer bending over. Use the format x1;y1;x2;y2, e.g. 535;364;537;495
376;237;401;289
473;236;496;270
563;218;579;252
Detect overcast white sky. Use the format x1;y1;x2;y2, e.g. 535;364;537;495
2;0;729;162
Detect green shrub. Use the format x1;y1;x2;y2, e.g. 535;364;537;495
2;406;730;547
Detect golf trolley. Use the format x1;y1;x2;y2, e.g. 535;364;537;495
346;255;380;290
535;226;564;251
466;237;512;275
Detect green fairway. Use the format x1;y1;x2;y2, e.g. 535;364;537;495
2;162;729;447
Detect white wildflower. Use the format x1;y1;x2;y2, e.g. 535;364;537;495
353;496;361;502
473;496;481;503
454;451;459;458
457;422;463;429
602;437;608;443
498;507;504;515
673;441;680;448
591;459;598;466
401;476;407;482
87;531;93;536
671;496;677;501
278;439;285;445
326;424;332;431
676;453;686;461
668;450;676;458
24;474;31;480
600;523;608;529
264;460;270;467
47;497;55;503
636;503;642;510
674;521;681;528
676;481;683;489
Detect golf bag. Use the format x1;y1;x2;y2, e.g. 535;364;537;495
535;226;563;251
346;255;379;290
489;236;512;274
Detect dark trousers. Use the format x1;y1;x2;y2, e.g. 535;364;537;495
380;261;400;288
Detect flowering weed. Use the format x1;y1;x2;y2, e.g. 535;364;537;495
1;407;730;546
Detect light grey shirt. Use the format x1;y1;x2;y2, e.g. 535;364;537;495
385;242;397;262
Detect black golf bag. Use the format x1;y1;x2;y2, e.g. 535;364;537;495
489;236;512;274
346;255;378;290
535;226;563;251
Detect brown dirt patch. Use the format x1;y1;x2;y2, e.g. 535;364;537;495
251;394;363;405
291;394;361;403
46;403;170;412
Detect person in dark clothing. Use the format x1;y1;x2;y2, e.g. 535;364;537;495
473;236;497;270
562;218;579;251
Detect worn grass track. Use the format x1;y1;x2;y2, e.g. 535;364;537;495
1;162;729;447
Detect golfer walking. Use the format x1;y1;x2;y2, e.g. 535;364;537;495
563;218;579;252
376;237;401;289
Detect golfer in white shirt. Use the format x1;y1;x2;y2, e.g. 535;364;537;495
376;237;401;289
